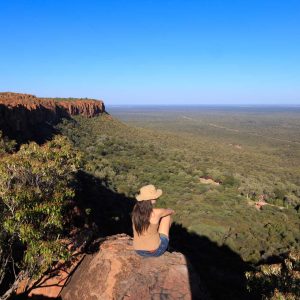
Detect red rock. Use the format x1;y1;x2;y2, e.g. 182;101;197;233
0;92;105;118
58;100;104;117
59;234;208;300
16;234;208;299
0;92;105;142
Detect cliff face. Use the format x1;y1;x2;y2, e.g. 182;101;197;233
55;100;104;118
0;92;105;143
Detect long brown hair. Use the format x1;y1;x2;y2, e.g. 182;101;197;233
131;200;153;235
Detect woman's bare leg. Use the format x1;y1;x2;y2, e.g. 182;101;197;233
158;215;172;238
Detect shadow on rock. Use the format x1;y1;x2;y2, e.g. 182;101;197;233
0;103;69;146
13;295;62;300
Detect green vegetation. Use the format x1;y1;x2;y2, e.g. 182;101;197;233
44;97;98;102
246;250;300;299
0;134;80;298
1;105;299;299
0;132;15;156
56;109;300;299
57;112;300;263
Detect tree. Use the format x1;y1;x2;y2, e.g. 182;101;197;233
0;136;81;299
0;131;15;156
246;250;300;299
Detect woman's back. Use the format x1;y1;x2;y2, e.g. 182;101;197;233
131;184;174;256
132;220;160;251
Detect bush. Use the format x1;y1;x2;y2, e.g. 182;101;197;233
246;250;300;299
0;136;81;297
0;131;16;156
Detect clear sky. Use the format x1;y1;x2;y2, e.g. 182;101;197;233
1;0;300;105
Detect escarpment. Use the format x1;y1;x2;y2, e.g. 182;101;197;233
55;99;104;117
0;92;105;143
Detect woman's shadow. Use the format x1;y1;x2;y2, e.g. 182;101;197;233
75;171;257;300
169;223;256;300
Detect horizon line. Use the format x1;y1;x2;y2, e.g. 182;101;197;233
106;103;300;107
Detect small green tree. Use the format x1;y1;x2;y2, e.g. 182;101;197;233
0;135;81;299
0;131;16;156
246;250;300;299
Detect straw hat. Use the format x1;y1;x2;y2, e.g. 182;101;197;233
135;184;163;201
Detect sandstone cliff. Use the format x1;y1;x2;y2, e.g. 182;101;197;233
19;234;209;300
0;92;105;143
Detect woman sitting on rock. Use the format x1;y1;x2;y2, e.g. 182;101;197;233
132;184;175;257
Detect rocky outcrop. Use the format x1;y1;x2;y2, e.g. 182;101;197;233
19;234;208;299
62;234;207;300
0;92;105;143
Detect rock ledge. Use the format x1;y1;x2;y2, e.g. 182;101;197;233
60;234;206;300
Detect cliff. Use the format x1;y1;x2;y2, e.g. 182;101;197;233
0;92;105;143
18;234;209;299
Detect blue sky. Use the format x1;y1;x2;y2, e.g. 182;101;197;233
1;0;300;105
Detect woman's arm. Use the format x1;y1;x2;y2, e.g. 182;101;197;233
150;208;175;224
154;208;175;218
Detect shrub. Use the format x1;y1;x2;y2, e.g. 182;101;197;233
0;136;81;298
246;250;300;299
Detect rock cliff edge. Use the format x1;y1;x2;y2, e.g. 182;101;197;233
21;234;208;300
0;92;105;143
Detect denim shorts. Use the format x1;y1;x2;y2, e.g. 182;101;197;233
135;233;169;257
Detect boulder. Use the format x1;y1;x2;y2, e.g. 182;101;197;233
60;234;207;300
